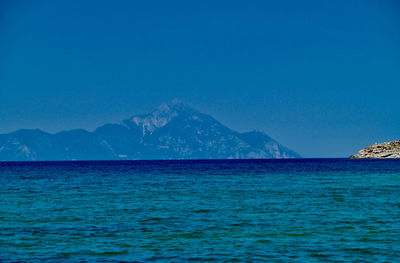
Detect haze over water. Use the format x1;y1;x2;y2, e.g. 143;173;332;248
1;159;399;262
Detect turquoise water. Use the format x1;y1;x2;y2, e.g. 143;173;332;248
0;159;400;262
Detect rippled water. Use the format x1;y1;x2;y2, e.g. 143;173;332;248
0;159;400;262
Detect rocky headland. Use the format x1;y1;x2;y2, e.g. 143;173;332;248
350;140;400;159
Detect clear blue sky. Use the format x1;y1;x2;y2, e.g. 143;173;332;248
1;0;399;157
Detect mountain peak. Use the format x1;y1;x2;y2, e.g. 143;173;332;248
155;99;197;115
0;101;301;160
130;99;196;135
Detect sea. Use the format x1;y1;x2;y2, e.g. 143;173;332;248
0;159;399;262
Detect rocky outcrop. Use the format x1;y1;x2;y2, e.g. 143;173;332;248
350;140;400;159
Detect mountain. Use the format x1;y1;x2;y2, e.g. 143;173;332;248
350;140;400;159
0;100;300;161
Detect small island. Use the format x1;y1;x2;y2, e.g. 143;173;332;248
350;140;400;159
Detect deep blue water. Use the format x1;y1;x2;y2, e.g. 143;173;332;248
0;159;400;262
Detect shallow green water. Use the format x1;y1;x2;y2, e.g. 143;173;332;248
0;159;400;262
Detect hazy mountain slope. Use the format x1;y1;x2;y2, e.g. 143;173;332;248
239;131;301;158
0;100;300;161
0;129;56;161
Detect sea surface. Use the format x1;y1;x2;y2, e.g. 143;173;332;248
0;159;399;262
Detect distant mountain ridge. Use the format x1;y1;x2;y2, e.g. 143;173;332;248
0;100;300;161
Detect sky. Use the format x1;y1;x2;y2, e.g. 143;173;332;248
0;0;399;157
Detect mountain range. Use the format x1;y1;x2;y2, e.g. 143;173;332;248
0;100;300;161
